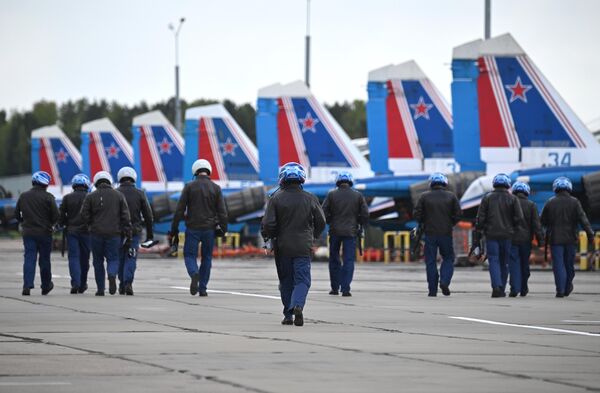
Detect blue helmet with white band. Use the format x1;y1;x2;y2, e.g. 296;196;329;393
429;172;448;188
492;173;511;189
32;171;51;186
335;171;354;186
71;173;91;189
511;181;530;196
278;162;305;185
552;176;573;193
279;162;306;184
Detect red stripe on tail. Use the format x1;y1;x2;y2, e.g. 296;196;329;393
198;118;220;180
276;98;301;166
386;81;413;158
477;58;510;147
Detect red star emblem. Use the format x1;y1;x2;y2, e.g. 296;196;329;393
220;137;238;157
55;148;68;163
410;96;434;120
505;76;532;103
105;143;121;159
157;137;173;155
298;112;320;133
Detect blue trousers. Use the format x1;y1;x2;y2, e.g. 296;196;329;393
329;235;356;293
279;256;311;318
91;235;120;291
118;235;140;287
509;243;531;295
67;232;90;288
486;239;511;290
551;244;576;295
183;229;215;291
22;235;53;290
424;235;455;294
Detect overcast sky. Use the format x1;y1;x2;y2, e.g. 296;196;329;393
1;0;599;125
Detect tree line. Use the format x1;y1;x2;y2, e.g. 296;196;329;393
0;97;366;177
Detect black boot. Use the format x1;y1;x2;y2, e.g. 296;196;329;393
125;283;134;296
281;317;293;325
293;306;304;326
491;287;504;298
190;273;199;296
95;290;105;296
78;284;88;294
22;288;30;296
70;287;79;294
118;284;125;295
329;290;339;295
108;276;117;295
41;282;54;295
440;283;451;296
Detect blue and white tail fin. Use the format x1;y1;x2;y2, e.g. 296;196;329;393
183;104;260;189
81;118;134;182
257;80;372;184
31;125;82;196
453;33;600;174
367;61;457;175
132;111;184;192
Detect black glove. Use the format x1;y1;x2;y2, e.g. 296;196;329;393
215;224;225;238
167;231;179;247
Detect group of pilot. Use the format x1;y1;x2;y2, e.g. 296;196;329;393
14;160;595;326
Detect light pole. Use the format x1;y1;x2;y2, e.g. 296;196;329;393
484;0;491;39
305;0;311;87
169;17;185;133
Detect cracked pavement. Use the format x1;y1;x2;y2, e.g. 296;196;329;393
0;239;599;392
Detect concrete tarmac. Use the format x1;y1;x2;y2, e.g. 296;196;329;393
0;239;599;393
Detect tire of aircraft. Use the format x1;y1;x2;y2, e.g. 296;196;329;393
224;186;267;221
409;171;484;206
582;171;600;220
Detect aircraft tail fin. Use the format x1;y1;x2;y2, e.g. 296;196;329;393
367;61;456;175
132;110;184;191
31;125;83;191
184;104;259;184
81;118;133;182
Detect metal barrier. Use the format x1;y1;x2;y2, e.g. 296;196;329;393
216;233;241;258
174;232;241;259
579;231;600;271
383;231;410;263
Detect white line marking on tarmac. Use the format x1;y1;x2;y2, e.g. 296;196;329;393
0;382;72;386
561;320;600;324
450;316;600;337
170;286;279;300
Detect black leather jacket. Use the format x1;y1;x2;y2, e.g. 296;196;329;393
512;194;543;245
322;184;369;237
15;185;59;236
59;187;90;234
475;188;524;240
81;183;131;237
262;183;326;257
413;186;462;237
541;191;593;245
117;182;153;238
171;175;228;233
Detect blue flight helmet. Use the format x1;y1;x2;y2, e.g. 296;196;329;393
71;173;91;190
280;162;306;184
32;171;51;186
552;176;573;193
492;173;511;189
511;181;530;196
429;172;448;188
278;162;305;185
335;171;354;186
